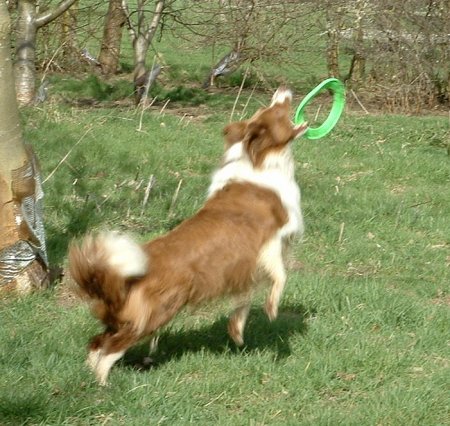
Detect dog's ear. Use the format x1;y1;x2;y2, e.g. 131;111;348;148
243;121;270;166
223;121;248;148
245;121;267;143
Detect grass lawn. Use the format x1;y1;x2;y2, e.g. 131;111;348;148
1;86;449;425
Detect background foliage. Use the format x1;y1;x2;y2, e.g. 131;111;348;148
7;0;450;111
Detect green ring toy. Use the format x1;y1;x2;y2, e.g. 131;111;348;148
294;78;345;140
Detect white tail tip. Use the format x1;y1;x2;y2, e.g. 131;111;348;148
100;231;148;278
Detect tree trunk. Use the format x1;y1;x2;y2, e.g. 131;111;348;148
133;34;150;82
123;0;165;105
325;8;340;78
14;0;77;106
0;0;48;292
447;71;450;104
60;3;79;69
133;35;151;104
98;0;126;75
347;1;366;84
347;26;365;84
14;0;38;106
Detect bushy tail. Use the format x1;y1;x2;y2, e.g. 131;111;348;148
68;232;148;319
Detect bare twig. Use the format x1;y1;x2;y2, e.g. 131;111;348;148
137;96;158;132
140;57;157;105
240;82;257;119
141;174;155;214
160;99;170;115
168;179;183;216
204;391;226;408
351;89;370;114
136;57;161;132
338;222;345;243
126;384;151;394
230;64;250;122
408;199;432;208
40;41;67;83
179;113;187;125
42;127;92;184
314;104;322;122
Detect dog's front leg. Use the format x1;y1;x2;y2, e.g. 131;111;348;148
258;237;286;321
228;298;251;346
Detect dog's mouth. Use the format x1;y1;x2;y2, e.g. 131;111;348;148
293;122;308;140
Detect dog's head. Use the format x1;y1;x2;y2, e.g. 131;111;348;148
223;88;307;167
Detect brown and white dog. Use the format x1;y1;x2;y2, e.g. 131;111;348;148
68;88;307;385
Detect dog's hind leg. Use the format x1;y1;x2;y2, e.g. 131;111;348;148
228;295;251;346
92;290;185;384
140;334;160;368
93;325;140;385
258;237;286;321
149;334;160;354
86;330;114;372
96;350;126;386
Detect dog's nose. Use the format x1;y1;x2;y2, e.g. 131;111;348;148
270;87;292;106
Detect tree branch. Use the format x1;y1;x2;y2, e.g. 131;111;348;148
145;0;165;42
121;0;137;43
36;0;78;28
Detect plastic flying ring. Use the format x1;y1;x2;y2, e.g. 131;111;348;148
294;78;345;140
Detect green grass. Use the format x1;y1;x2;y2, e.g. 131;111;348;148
1;93;449;425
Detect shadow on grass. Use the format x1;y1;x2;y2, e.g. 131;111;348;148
46;204;99;267
0;394;47;425
124;303;311;369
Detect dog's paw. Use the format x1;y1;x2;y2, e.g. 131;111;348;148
265;299;278;321
97;376;109;387
86;349;101;371
149;336;159;354
228;321;244;346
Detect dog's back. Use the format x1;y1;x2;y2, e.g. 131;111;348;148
140;182;288;304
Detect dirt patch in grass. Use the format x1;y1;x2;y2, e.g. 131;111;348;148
431;289;450;306
55;269;83;308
